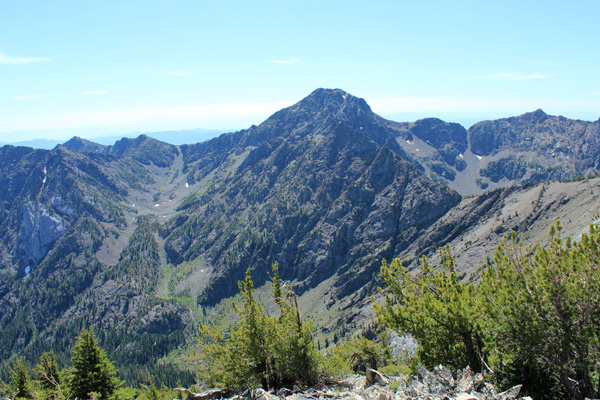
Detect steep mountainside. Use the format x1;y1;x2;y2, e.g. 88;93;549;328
1;88;598;385
390;110;600;195
0;141;195;384
163;89;460;306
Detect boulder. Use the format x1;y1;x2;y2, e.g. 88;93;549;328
364;369;388;388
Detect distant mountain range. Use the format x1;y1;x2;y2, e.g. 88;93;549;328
0;128;225;149
1;88;598;385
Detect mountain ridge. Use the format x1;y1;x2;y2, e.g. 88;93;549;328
1;88;599;385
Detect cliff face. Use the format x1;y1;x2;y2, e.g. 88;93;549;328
389;110;600;195
468;111;600;184
20;201;68;267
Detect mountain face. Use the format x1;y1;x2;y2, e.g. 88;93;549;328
1;88;599;385
469;110;600;183
163;89;460;306
389;110;600;195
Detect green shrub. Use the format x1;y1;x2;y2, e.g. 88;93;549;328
330;335;388;374
376;222;600;400
375;246;485;372
379;364;411;377
198;263;320;391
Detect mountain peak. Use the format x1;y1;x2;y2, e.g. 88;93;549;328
518;109;550;123
299;88;372;114
107;134;179;167
62;136;106;154
263;88;374;133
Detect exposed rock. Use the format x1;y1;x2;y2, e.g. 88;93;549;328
456;366;483;393
365;368;388;388
178;367;527;400
175;388;232;400
394;366;523;400
20;201;67;267
496;385;523;400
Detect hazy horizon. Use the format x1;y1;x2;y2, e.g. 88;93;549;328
1;104;599;149
1;1;599;143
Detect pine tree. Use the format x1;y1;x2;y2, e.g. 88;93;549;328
375;245;485;372
36;351;63;400
198;263;320;390
70;327;119;400
8;357;32;399
376;222;600;400
479;223;600;400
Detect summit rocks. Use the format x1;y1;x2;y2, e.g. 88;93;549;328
179;367;528;400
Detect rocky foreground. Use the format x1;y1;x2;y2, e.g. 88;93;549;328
178;366;529;400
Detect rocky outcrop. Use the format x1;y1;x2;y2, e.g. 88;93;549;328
394;366;526;400
178;367;528;400
469;111;600;183
19;201;68;268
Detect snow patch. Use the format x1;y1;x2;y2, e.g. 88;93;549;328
185;182;189;188
359;126;363;131
416;148;420;152
25;266;31;274
476;155;482;160
459;153;464;159
154;204;160;207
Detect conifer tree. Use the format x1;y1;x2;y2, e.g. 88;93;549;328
198;263;319;390
8;357;32;399
36;351;63;400
479;223;600;400
376;222;600;400
375;245;485;372
70;327;119;400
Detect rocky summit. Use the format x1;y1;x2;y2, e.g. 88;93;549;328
1;88;599;385
179;366;528;400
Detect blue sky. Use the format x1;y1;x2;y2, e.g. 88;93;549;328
1;0;599;143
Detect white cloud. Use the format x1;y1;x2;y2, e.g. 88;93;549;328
267;58;301;65
83;90;108;95
474;72;557;80
166;70;192;76
0;53;51;64
12;94;47;101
